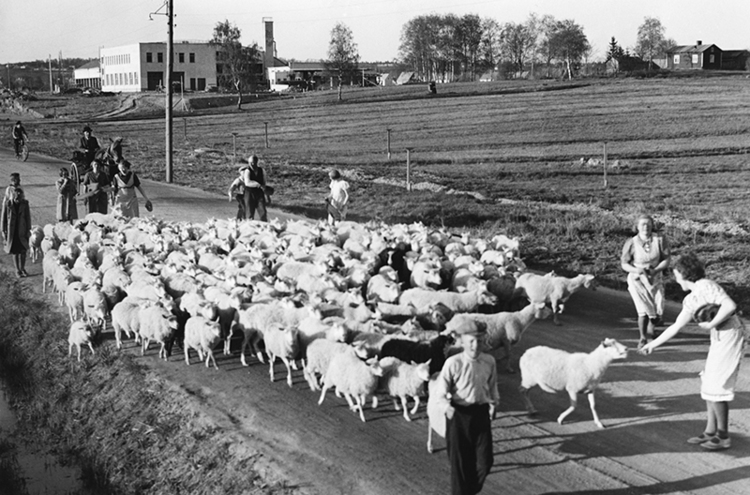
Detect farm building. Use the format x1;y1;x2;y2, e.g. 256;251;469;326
666;41;722;70
268;60;326;92
73;60;101;89
97;41;218;93
396;71;419;85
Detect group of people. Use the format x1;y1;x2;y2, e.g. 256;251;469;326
621;214;744;452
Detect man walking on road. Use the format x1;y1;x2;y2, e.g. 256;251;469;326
241;155;268;222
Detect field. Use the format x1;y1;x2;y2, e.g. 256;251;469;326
17;75;750;308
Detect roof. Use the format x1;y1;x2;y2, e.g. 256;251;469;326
76;60;100;70
288;61;327;71
396;71;416;84
669;43;720;54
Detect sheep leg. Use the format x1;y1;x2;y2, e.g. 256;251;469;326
519;385;537;415
587;392;605;429
318;383;330;405
68;342;73;359
344;393;357;411
290;359;299;371
205;349;218;370
392;398;401;411
159;343;167;360
303;366;320;391
410;396;421;416
371;396;378;409
184;345;191;366
87;342;95;357
281;357;293;388
76;344;82;362
400;396;412;421
552;301;562;326
251;333;265;364
240;333;250;366
355;395;367;422
141;337;149;356
557;392;578;425
427;424;434;454
503;339;515;373
267;353;276;382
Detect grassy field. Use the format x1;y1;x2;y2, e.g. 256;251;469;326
14;74;750;309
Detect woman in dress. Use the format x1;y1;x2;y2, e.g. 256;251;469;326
112;160;151;219
641;253;744;451
56;167;78;223
1;187;31;277
82;160;111;215
621;214;670;348
326;169;349;224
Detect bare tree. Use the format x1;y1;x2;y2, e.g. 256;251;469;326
501;22;535;76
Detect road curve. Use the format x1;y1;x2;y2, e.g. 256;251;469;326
2;147;749;495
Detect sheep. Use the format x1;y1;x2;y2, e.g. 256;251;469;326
82;286;108;332
42;249;62;293
111;297;147;349
65;282;86;322
318;350;384;423
303;339;366;391
263;323;300;387
376;357;431;421
445;302;552;373
519;338;628;429
184;315;222;369
379;334;454;377
409;259;443;290
138;304;179;360
515;272;596;325
399;286;498;314
29;225;44;263
366;271;401;304
68;321;95;362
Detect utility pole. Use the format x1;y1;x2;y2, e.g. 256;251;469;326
165;0;174;183
48;56;53;93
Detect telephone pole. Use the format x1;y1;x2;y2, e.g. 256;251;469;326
165;0;174;183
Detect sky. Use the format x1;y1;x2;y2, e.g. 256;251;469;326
1;0;748;64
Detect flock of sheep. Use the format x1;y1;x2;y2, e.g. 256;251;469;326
32;211;627;450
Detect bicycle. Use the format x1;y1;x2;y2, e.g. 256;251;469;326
15;141;29;162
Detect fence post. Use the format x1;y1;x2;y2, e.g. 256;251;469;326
406;148;413;192
386;128;392;160
603;142;608;189
231;132;238;163
264;122;269;149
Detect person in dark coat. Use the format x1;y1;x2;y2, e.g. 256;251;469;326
82;160;111;214
79;125;100;166
2;187;32;278
56;168;78;223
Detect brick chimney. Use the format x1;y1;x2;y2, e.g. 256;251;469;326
263;18;274;81
697;40;702;46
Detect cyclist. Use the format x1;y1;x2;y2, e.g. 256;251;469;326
11;121;28;158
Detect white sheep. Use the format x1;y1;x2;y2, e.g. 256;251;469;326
29;225;44;263
110;297;147;349
515;272;596;325
68;320;95;362
446;302;552;372
65;281;86;322
519;338;628;429
399;286;498;313
263;323;300;387
138;304;179;360
409;259;443;290
366;272;401;304
376;357;431;421
303;339;366;391
318;350;384;423
83;286;108;332
184;315;222;369
426;375;446;453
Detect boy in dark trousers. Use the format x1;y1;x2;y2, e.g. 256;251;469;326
435;320;499;495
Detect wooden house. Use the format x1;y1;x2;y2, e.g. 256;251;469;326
666;41;722;70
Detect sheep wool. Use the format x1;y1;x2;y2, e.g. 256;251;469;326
519;338;628;429
319;350;383;423
376;357;431;421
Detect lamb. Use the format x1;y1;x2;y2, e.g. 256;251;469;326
29;225;44;263
138;304;179;360
263;323;300;387
183;315;222;369
318;350;384;422
409;259;443;290
65;281;86;322
519;338;628;429
399;285;498;314
68;321;95;362
515;272;596;325
376;357;431;421
445;302;552;373
379;334;454;377
366;271;401;304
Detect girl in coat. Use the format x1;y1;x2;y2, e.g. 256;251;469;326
2;187;31;277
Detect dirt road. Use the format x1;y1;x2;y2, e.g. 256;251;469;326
2;149;749;494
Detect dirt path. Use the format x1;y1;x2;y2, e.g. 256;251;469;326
2;148;750;494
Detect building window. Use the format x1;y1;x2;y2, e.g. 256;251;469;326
190;78;196;90
129;72;133;85
673;55;679;64
147;52;152;63
692;54;699;64
189;53;195;63
197;78;206;91
178;53;184;63
710;54;715;63
135;73;139;86
157;52;163;63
